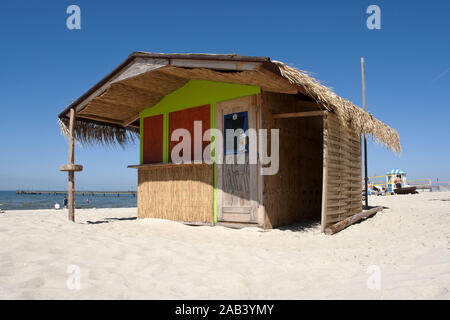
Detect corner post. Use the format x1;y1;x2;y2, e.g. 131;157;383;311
321;111;329;233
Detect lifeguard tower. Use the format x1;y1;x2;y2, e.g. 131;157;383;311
386;168;406;193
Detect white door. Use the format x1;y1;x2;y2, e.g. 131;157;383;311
216;95;258;223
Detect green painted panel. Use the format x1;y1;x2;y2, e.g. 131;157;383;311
139;79;260;224
140;79;260;165
140;80;260;119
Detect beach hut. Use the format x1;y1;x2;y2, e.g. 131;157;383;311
58;52;401;232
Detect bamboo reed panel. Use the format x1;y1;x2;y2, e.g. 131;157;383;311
137;164;213;223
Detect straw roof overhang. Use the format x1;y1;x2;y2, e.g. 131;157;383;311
58;52;401;152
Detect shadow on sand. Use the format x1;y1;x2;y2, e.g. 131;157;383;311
86;217;137;225
275;219;321;233
271;205;390;233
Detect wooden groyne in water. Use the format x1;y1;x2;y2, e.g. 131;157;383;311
16;190;136;197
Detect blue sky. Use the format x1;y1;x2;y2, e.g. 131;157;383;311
0;0;449;190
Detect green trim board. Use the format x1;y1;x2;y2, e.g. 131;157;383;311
139;79;260;223
211;102;217;223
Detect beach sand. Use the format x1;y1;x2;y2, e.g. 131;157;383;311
1;191;449;299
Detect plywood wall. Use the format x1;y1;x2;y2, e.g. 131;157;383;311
263;92;324;228
137;164;214;223
322;113;362;230
168;104;210;162
143;114;164;164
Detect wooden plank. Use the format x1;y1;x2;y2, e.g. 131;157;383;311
326;209;348;216
327;171;351;177
341;190;361;195
221;212;252;223
128;161;208;169
327;177;362;183
222;207;252;214
327;202;348;207
326;131;361;145
296;100;323;109
59;164;83;172
216;221;259;229
324;206;383;235
327;195;347;200
76;114;136;128
327;177;355;184
171;58;260;71
327;146;361;157
122;114;140;127
272;110;325;119
327;185;352;193
327;138;361;150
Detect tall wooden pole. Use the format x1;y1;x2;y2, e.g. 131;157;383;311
68;108;75;222
361;57;369;209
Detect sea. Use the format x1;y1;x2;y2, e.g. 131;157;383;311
0;191;137;211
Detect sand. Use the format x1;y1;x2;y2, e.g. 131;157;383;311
1;191;450;300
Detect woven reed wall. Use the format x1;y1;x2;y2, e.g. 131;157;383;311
322;113;363;229
137;164;214;223
263;92;324;228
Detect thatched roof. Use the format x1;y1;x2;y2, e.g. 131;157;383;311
58;52;400;152
58;118;139;147
273;62;401;152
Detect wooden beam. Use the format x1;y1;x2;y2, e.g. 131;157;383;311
76;114;139;128
296;100;324;109
122;114;140;127
88;98;144;113
68;108;75;222
171;58;260;71
59;164;83;172
68;116;138;130
272;110;325;119
324;206;383;235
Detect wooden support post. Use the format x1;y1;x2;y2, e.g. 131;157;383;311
361;57;369;209
68;108;75;222
59;109;83;222
320;111;329;233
